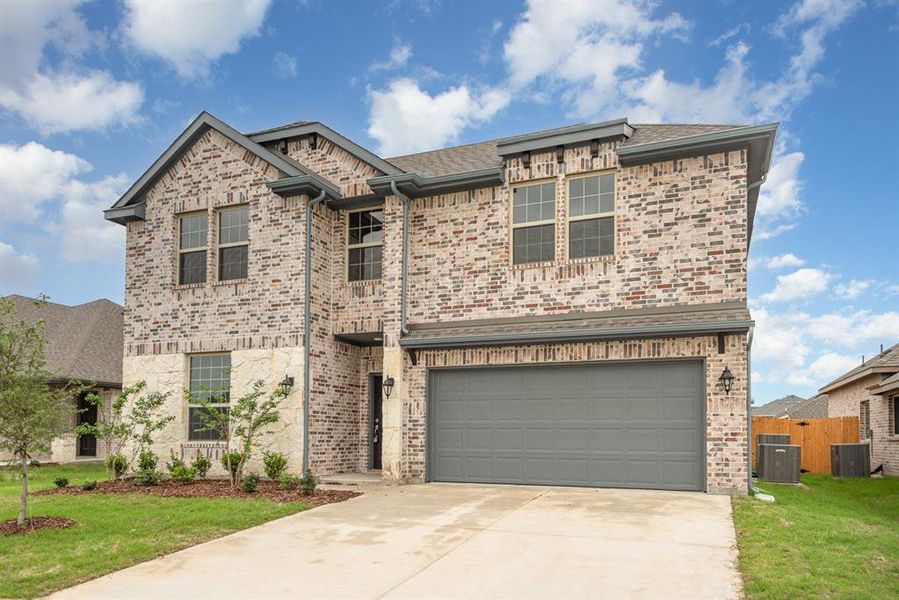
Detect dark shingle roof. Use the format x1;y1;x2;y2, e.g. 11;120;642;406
2;295;123;386
386;122;745;177
752;395;807;417
789;394;829;419
820;342;899;392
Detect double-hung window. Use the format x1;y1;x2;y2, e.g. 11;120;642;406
178;213;207;285
188;354;231;441
347;209;383;282
568;173;614;259
511;181;556;265
218;206;249;281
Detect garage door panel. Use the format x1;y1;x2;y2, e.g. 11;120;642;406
429;361;704;491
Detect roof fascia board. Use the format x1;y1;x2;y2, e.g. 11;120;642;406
820;367;897;394
398;320;753;350
328;194;383;211
266;175;342;200
368;167;504;198
248;122;404;176
103;203;145;225
617;123;778;165
109;111;308;211
497;119;633;156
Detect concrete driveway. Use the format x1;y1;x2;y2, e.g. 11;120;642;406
50;483;742;599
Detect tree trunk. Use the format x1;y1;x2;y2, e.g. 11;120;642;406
18;452;28;527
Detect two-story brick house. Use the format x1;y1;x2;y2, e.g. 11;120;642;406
105;112;776;495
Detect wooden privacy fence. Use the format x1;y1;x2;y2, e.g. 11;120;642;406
752;416;860;474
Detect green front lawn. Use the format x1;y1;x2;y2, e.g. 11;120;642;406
0;463;310;598
733;475;899;599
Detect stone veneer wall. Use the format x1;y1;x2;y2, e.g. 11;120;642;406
828;374;899;475
393;333;749;495
122;347;304;475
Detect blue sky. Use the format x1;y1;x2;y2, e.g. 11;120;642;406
0;0;897;403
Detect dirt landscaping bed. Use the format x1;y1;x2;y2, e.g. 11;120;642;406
1;516;76;536
35;478;359;506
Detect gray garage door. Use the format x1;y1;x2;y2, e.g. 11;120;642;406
428;361;705;491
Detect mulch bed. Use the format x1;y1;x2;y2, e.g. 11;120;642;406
34;478;359;506
1;516;76;536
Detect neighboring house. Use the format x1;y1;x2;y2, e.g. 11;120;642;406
752;394;807;418
104;111;778;495
1;295;123;464
822;343;899;475
789;394;829;420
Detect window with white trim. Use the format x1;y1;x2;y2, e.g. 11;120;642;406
347;209;383;281
218;206;248;281
511;181;556;265
188;354;231;441
568;172;614;259
178;213;207;285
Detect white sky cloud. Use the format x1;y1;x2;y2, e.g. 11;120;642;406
761;267;832;302
0;242;39;290
273;52;298;78
835;279;873;300
766;253;805;270
368;79;509;155
0;141;125;262
121;0;271;80
757;150;805;221
0;1;143;134
370;42;413;72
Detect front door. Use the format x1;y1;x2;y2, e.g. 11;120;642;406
77;394;98;457
370;374;383;470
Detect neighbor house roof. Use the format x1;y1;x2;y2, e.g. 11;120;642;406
789;394;829;419
871;371;899;396
752;395;807;418
2;295;123;387
819;342;899;393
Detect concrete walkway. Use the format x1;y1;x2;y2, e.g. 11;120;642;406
49;483;742;599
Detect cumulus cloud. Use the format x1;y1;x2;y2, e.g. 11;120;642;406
370;42;413;72
368;79;510;155
757;151;805;221
761;267;832;302
0;1;143;134
273;52;298;78
766;253;805;270
0;142;125;262
0;242;40;290
121;0;271;80
835;279;873;300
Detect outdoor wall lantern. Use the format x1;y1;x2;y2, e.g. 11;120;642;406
383;376;395;399
719;366;735;395
279;375;295;393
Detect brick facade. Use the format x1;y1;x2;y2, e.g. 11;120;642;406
119;122;753;495
828;375;899;476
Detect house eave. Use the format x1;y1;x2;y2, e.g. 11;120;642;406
398;320;753;350
819;367;897;394
104;203;145;225
368;167;505;198
495;118;634;156
266;174;342;200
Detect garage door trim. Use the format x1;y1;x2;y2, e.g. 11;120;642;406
425;358;707;491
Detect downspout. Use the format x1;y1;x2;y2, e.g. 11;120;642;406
390;181;411;336
303;189;328;475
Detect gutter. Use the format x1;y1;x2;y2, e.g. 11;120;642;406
303;189;328;474
390;181;411;336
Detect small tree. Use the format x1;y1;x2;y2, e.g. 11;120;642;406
193;380;287;486
0;298;75;526
75;383;175;479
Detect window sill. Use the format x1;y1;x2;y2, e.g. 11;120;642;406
509;260;555;271
564;254;615;266
509;255;615;271
213;278;248;287
345;279;382;288
173;282;207;291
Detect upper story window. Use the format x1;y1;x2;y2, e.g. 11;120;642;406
218;206;248;281
187;353;231;441
178;213;207;285
568;173;614;259
347;209;383;282
511;181;556;265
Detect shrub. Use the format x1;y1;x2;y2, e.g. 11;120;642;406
105;453;128;479
192;454;212;478
278;473;301;490
299;469;316;495
137;450;158;473
133;469;160;486
30;459;41;468
242;473;260;493
221;451;243;481
263;451;288;480
54;476;69;488
82;480;97;491
169;463;197;483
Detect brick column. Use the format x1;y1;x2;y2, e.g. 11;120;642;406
380;195;406;479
